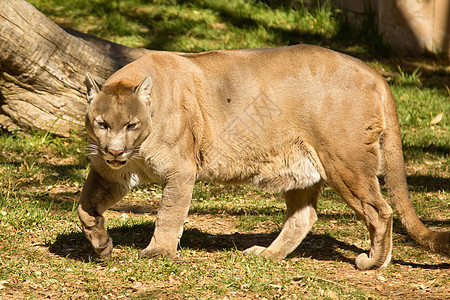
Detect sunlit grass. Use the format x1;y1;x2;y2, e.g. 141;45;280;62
30;0;347;51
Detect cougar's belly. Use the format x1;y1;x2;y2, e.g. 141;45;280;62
197;143;323;192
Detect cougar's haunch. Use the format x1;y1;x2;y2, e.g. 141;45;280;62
78;44;449;270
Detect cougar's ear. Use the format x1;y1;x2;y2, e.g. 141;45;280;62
135;76;153;105
85;72;101;104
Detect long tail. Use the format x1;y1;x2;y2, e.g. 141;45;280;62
381;85;449;255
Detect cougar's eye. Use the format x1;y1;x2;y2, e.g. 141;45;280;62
126;122;138;131
97;121;109;130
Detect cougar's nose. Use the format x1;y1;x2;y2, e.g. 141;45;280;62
107;149;124;157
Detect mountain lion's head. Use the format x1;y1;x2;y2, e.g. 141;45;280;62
84;73;153;169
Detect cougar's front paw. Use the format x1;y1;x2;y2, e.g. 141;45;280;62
91;233;113;258
139;247;177;259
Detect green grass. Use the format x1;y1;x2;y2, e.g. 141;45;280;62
29;0;387;54
0;0;448;299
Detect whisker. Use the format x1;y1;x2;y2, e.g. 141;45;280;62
130;155;145;162
128;146;145;162
85;144;102;157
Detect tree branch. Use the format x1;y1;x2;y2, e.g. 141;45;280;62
0;0;148;136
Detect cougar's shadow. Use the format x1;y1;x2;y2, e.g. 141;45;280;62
49;192;449;269
48;218;449;270
48;221;358;265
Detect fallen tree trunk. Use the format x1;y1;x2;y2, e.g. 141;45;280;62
0;0;148;136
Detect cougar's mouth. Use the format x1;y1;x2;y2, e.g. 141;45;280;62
106;159;127;169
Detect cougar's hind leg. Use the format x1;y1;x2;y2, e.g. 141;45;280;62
78;169;129;258
244;182;322;259
326;166;393;270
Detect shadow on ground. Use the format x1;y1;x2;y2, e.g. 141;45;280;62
48;217;449;270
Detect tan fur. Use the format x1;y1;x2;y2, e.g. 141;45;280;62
79;44;449;270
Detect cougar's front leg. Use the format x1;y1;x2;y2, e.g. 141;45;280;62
139;170;196;259
78;169;128;258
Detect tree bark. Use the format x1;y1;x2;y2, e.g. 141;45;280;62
0;0;148;136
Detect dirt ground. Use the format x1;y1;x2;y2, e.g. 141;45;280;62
108;194;449;299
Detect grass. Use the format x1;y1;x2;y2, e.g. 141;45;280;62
30;0;382;53
0;0;449;299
